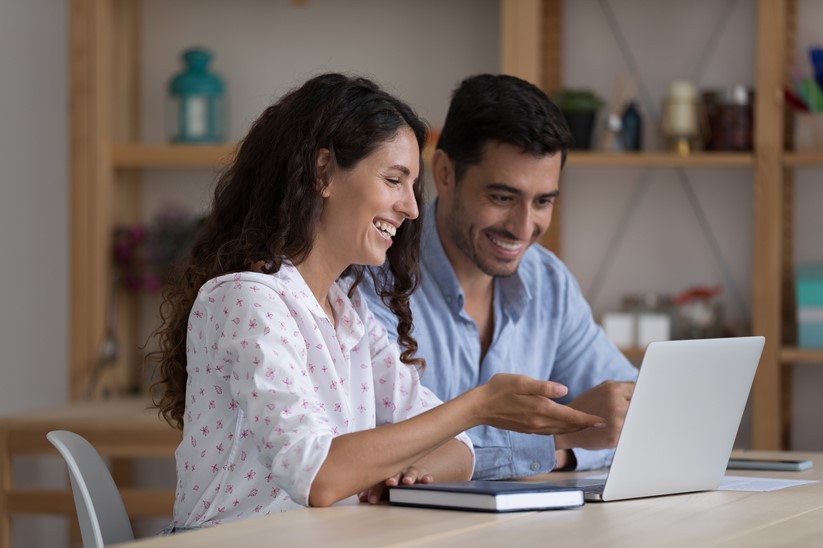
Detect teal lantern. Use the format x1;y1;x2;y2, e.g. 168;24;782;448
168;48;225;143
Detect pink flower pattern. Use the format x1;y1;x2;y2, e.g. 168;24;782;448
172;265;472;528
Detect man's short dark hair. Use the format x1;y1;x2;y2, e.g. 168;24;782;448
436;74;573;182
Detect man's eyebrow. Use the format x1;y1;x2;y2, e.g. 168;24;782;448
485;183;522;195
485;183;560;199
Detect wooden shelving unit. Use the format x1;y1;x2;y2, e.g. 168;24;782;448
111;143;237;168
70;0;818;450
566;151;754;168
513;0;816;451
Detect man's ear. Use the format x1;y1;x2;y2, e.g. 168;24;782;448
430;149;454;196
315;148;332;197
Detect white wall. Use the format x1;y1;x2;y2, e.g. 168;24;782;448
0;0;69;415
0;1;70;546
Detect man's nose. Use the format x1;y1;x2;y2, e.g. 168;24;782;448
508;203;535;240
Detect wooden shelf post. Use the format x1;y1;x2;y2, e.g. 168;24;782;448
752;0;789;449
70;0;143;401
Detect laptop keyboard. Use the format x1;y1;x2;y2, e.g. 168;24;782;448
540;478;606;494
574;480;606;494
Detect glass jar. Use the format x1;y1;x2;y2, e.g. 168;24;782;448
703;85;754;151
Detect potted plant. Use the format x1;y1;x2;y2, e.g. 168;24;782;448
551;88;605;150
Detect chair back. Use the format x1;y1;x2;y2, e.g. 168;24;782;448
47;430;134;548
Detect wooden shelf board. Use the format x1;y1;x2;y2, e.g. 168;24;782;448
566;151;754;168
780;347;823;364
113;134;441;169
112;143;237;168
784;152;823;166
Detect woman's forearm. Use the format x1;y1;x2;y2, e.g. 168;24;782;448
406;438;475;482
309;387;482;507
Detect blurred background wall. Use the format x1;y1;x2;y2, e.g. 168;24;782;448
1;1;821;546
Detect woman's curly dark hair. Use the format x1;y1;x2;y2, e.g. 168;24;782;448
149;73;428;430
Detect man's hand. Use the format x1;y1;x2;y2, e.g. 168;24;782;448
554;381;634;451
476;373;606;436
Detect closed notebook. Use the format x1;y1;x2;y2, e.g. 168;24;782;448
388;481;584;512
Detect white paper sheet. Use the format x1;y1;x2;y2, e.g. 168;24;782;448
717;475;819;492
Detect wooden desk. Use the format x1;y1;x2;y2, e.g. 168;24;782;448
0;397;181;548
112;451;823;548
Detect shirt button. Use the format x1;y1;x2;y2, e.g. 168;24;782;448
530;462;540;471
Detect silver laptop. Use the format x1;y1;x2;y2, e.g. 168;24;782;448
550;336;764;502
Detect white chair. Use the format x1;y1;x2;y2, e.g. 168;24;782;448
47;430;134;548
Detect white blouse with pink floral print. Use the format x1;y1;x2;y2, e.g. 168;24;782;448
171;263;473;528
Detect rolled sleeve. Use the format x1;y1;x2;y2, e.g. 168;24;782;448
570;448;614;471
470;429;556;480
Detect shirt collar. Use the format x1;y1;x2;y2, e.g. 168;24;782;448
278;262;365;345
421;199;532;321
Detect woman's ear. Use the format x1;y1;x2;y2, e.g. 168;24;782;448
315;148;332;197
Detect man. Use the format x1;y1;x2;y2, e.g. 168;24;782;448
362;74;637;480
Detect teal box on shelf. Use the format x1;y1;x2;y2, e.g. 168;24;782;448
796;264;823;348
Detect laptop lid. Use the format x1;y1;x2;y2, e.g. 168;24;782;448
598;336;764;501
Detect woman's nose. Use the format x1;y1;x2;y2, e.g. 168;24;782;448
396;182;419;220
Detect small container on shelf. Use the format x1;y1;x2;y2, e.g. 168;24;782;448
619;101;643;151
626;293;674;347
793;112;823;152
167;47;226;144
702;85;754;151
601;294;675;352
552;88;605;150
671;285;724;339
796;264;823;348
601;312;636;349
661;80;704;155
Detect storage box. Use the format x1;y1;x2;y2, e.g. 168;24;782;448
636;313;671;347
796;264;823;348
798;309;823;348
797;264;823;307
793;113;823;152
602;313;635;348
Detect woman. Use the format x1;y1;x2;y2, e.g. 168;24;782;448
152;73;603;528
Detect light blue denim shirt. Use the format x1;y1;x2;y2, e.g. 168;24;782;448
361;199;638;480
